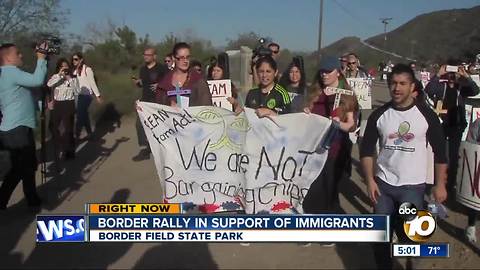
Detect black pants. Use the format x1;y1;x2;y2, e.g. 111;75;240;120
0;126;39;207
136;115;149;148
303;152;347;214
51;100;76;154
76;94;93;137
468;208;478;226
445;127;463;192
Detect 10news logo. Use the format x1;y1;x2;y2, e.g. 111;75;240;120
398;202;436;242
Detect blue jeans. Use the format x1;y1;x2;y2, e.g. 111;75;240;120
373;178;426;269
76;94;93;137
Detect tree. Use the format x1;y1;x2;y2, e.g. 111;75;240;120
115;25;137;54
226;32;270;50
0;0;68;39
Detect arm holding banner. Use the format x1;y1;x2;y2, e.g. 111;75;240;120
333;111;356;132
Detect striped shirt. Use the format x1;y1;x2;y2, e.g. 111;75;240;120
245;83;292;114
47;74;80;101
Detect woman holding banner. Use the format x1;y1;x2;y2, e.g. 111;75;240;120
302;56;359;220
238;56;292;117
156;42;212;107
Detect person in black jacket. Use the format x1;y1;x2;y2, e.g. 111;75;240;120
425;64;480;192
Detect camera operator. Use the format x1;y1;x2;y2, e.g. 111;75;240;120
0;42;48;210
251;40;281;86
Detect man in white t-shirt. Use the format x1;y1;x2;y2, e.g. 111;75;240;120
360;63;448;269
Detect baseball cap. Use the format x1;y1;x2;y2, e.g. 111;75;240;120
318;56;341;72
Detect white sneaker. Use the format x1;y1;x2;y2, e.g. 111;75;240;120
321;242;336;247
466;226;477;244
299;243;312;247
240;242;250;246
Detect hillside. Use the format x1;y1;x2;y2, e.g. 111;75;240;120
319;36;404;68
366;5;480;63
318;5;480;67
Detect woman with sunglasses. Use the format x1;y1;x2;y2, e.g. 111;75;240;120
164;53;175;70
47;58;80;160
156;42;212;106
303;56;359;220
71;52;102;140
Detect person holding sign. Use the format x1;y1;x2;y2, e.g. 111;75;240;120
239;56;291;118
303;56;359;219
207;58;238;97
156;42;212;107
361;64;448;269
425;64;479;192
345;53;369;79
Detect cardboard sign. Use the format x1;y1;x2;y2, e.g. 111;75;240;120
207;79;233;111
347;78;372;109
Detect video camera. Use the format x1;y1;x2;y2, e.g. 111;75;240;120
252;38;272;60
35;35;61;55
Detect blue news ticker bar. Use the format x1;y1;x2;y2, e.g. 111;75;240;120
36;215;86;242
419;243;449;257
88;215;388;230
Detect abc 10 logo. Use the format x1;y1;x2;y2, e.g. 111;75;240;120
398;202;436;242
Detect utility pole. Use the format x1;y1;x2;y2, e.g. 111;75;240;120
380;18;392;49
318;0;324;65
380;18;392;60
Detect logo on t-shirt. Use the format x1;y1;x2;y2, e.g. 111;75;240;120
388;121;415;145
385;121;415;152
267;99;276;109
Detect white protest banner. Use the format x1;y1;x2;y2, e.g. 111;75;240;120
457;141;480;211
462;105;473;141
346;78;372;109
137;102;332;214
207;79;232;110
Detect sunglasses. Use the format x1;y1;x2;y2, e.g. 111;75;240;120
271;50;279;54
175;55;190;61
348;61;357;65
72;58;79;61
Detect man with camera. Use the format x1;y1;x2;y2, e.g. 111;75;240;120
0;42;48;210
251;40;282;86
425;64;480;193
